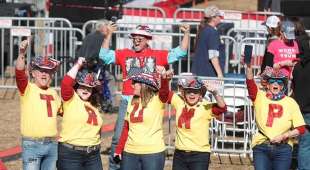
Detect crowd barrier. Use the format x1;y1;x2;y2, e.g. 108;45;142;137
0;23;84;87
173;8;283;29
0;17;72;28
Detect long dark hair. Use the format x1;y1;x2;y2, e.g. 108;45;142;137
74;84;102;108
194;17;212;50
290;17;307;36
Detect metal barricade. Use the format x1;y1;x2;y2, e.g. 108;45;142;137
173;8;283;29
0;17;72;28
121;5;166;22
0;25;84;88
167;75;254;156
221;35;237;74
226;28;267;39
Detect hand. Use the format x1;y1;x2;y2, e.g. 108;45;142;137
180;24;190;34
270;133;289;144
107;22;117;35
19;40;29;55
76;57;86;68
162;69;174;80
204;81;219;95
113;153;122;163
156;66;166;75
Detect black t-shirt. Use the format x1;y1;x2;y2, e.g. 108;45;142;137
292;58;310;113
77;31;104;58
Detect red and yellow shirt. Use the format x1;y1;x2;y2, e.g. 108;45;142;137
59;75;103;146
16;69;61;138
169;94;214;152
246;79;305;147
123;95;166;154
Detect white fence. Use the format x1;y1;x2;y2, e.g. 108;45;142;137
0;17;84;87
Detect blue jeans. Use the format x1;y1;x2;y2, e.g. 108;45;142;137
109;98;128;170
298;113;310;170
121;151;165;170
253;143;292;170
22;138;58;170
57;143;103;170
172;149;210;170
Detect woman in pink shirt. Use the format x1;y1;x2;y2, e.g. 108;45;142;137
261;20;300;78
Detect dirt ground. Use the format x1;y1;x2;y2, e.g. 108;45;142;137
0;90;254;170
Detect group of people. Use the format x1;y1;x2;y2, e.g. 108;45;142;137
17;41;104;170
15;4;310;170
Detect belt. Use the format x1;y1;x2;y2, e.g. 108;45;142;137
175;149;207;154
60;142;100;153
22;136;56;142
262;140;288;146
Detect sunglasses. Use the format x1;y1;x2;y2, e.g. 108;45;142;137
268;79;284;85
184;88;201;94
132;37;146;42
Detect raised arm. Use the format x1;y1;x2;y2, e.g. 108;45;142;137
16;40;28;70
167;24;190;64
99;23;117;64
203;81;225;107
61;57;85;101
156;67;174;103
246;64;258;101
101;22;117;49
15;40;29;94
179;24;190;51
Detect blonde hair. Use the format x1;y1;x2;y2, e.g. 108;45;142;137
131;84;157;108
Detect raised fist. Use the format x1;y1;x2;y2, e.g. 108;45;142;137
180;24;190;33
19;40;29;55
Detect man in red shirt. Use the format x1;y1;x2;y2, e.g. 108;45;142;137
99;23;190;170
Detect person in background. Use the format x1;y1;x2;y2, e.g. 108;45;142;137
77;19;109;59
57;57;103;170
262;0;272;11
260;15;281;73
159;71;227;170
77;19;113;113
114;67;167;170
192;5;225;78
246;64;306;170
16;40;61;170
260;20;299;79
99;23;190;170
291;17;310;60
292;53;310;170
